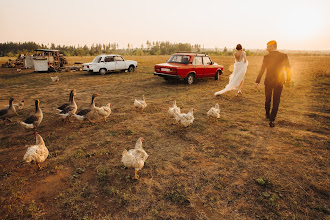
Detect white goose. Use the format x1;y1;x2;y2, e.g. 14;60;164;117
134;95;147;111
176;108;195;127
122;137;149;179
51;76;59;83
207;103;220;119
168;100;181;118
23;132;49;170
95;103;111;122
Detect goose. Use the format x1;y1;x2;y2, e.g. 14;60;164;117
56;90;74;112
23;132;49;170
4;99;24;111
73;94;99;123
20;99;43;130
17;68;22;73
176;108;195;127
168;100;181;118
15;99;24;111
207;103;220;119
134;95;147;111
122;137;149;179
58;90;77;121
51;76;59;83
0;97;17;124
95;103;111;122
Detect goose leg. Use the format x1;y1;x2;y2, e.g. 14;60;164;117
133;170;138;179
36;162;41;170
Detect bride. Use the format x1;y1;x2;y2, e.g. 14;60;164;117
214;44;248;96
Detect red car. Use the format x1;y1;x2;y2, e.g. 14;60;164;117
154;52;223;84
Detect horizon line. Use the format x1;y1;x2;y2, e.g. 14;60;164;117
1;41;329;52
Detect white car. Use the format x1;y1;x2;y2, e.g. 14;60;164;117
82;54;137;75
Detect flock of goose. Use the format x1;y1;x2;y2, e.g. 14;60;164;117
0;92;220;179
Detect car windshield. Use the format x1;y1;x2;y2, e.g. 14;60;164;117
168;55;191;64
92;56;102;63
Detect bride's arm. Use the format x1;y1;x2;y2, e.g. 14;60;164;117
243;51;247;63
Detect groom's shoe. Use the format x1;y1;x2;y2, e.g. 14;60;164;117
266;113;270;119
269;121;275;127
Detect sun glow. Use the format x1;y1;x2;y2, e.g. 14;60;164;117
283;6;323;39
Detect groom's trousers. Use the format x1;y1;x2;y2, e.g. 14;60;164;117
265;84;283;122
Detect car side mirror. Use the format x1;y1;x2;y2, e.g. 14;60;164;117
210;61;214;65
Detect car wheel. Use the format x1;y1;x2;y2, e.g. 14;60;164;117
185;73;195;85
215;70;221;80
99;68;106;75
128;65;135;72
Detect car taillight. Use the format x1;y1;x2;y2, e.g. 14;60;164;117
87;65;89;68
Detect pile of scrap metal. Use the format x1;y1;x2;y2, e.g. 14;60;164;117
33;49;68;72
1;49;69;72
1;54;25;68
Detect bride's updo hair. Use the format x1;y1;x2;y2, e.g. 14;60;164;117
236;44;242;50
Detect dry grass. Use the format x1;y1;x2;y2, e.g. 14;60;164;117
0;55;329;219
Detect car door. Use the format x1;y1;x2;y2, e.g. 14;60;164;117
192;56;204;78
104;56;115;71
203;56;215;76
114;56;126;71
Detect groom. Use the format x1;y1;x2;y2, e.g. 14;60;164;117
255;40;291;127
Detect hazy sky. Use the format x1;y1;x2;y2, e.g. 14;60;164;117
1;0;329;50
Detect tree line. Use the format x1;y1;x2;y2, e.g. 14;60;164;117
0;41;265;57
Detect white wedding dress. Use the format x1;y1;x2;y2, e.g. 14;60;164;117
214;51;248;96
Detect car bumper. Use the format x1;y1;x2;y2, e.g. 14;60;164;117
154;72;181;79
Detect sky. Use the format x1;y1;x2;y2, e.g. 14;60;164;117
0;0;329;50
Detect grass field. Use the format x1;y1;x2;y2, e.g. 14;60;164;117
0;55;329;219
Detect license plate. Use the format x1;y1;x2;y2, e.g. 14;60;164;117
161;68;170;72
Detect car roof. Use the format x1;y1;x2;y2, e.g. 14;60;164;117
99;54;122;57
35;49;59;52
174;52;208;56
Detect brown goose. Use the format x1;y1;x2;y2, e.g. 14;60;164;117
0;97;17;124
4;99;24;111
58;90;77;122
73;94;99;123
56;90;75;112
20;99;43;130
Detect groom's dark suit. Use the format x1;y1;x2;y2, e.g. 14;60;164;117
256;51;291;122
